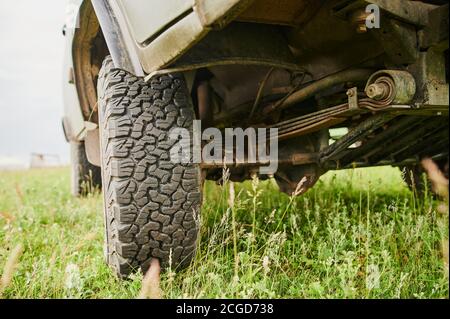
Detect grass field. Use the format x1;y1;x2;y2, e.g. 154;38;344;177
0;166;448;299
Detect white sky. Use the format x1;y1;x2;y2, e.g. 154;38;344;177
0;0;69;165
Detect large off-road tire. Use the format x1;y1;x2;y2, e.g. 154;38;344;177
401;159;448;197
97;56;202;278
70;142;102;197
401;165;430;196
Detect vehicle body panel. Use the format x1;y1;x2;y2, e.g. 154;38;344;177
62;0;87;142
93;0;255;74
116;0;194;44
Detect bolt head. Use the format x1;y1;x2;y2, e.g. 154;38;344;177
366;83;388;100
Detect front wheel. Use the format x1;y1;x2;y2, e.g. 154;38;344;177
97;56;202;278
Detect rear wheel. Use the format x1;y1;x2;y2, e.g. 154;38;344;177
401;165;430;196
70;141;102;197
401;159;448;197
97;56;202;278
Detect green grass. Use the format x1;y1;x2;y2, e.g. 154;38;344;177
0;166;448;299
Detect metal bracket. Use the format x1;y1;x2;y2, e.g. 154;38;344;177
84;121;100;167
347;87;360;111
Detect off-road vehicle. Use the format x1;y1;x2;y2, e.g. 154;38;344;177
62;0;449;277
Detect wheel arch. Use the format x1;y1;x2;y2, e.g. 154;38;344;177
72;0;143;124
